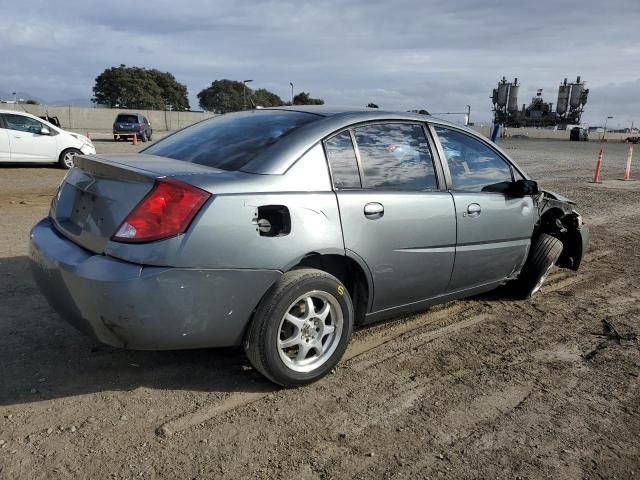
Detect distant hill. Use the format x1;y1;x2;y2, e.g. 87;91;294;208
0;90;92;107
48;97;94;107
0;90;45;104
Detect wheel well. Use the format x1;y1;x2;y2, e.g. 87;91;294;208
58;147;81;162
292;254;369;325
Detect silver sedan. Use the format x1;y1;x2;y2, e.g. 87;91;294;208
30;107;588;386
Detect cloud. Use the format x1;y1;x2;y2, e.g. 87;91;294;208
1;0;638;125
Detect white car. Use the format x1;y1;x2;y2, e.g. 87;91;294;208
0;109;96;169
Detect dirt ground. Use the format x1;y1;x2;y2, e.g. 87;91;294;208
0;137;638;479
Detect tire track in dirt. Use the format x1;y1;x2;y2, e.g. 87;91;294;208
156;307;485;437
156;248;613;438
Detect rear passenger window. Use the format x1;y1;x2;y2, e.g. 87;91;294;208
434;127;513;192
353;123;437;190
325;131;361;189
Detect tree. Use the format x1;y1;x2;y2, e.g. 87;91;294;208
24;99;40;105
197;81;285;112
197;79;246;113
253;88;285;108
293;92;324;105
367;102;379;108
92;65;189;110
148;69;190;110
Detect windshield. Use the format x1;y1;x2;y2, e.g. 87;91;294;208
142;110;320;171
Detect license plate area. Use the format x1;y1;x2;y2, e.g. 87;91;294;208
69;188;96;227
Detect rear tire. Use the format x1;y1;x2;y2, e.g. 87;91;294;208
58;148;82;169
140;131;148;142
113;135;118;141
244;269;354;387
510;233;563;299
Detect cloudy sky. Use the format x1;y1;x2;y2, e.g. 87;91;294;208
2;0;639;126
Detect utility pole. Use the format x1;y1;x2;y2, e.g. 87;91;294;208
602;116;613;141
290;82;294;105
243;80;253;110
466;105;471;126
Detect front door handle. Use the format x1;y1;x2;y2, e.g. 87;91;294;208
364;202;384;219
467;203;481;217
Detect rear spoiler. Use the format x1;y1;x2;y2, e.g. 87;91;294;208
73;155;158;184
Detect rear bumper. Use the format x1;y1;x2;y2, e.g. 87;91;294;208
29;218;281;350
113;131;141;136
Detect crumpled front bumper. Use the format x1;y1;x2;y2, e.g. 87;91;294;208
29;218;281;350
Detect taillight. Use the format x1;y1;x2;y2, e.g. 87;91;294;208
112;178;210;243
139;123;145;130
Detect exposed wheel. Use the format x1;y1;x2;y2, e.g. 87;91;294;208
113;135;118;141
147;132;152;141
58;148;82;169
140;131;148;142
244;269;354;387
510;233;563;299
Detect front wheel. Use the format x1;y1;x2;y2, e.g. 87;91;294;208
510;233;563;299
244;269;354;387
58;148;82;169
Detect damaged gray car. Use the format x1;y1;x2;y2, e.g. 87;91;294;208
29;107;588;386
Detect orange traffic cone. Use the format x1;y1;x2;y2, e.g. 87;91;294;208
86;131;91;140
591;148;603;183
132;133;138;146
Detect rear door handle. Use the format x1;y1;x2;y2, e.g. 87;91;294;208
467;203;481;217
364;202;384;219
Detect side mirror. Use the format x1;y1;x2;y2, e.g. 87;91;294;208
511;179;539;196
40;127;51;135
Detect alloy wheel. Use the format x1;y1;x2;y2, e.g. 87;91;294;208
277;290;343;373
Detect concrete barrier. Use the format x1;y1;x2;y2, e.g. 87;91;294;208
6;104;216;132
3;103;631;142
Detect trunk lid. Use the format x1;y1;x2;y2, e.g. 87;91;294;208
50;154;220;253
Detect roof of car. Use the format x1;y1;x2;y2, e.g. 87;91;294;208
0;108;35;115
239;106;484;174
263;105;465;130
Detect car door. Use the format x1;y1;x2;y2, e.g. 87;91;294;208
431;125;536;291
0;115;10;161
3;113;57;162
325;123;456;314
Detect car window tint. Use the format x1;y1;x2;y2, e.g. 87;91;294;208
116;115;139;123
353;123;436;190
3;114;44;134
325;131;361;188
434;126;513;192
143;110;320;171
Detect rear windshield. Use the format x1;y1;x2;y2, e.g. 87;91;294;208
142;110;320;171
116;115;138;123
